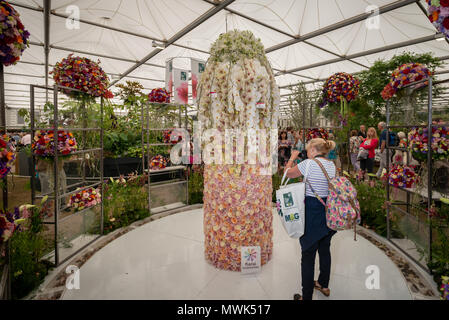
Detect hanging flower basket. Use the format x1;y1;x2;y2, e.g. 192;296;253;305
408;126;449;161
69;187;101;212
381;63;431;100
387;164;418;189
320;72;359;107
32;130;77;159
51;54;113;100
0;134;15;179
0;1;30;66
148;88;170;103
427;1;449;39
306;128;329;141
149;155;168;170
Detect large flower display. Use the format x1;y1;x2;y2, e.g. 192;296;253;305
427;1;449;39
32;130;77;159
381;63;431;100
51;54;113;100
69;187;101;212
306;128;329;141
408;125;449;161
198;30;279;271
148;88;170;103
0;134;15;179
320;72;359;107
0;1;30;66
387;165;418;189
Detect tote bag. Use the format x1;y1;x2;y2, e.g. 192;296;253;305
275;160;311;238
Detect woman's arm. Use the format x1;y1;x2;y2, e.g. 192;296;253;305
284;150;303;179
360;139;377;150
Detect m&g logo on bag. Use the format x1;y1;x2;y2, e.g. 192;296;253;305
284;212;300;222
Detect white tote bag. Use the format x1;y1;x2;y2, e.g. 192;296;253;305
275;160;311;239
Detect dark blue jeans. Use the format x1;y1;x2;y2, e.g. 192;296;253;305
301;231;334;300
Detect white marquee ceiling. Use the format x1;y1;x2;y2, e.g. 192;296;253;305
3;0;449;113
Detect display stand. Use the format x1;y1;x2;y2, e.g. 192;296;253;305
142;101;189;214
385;77;449;271
30;85;104;267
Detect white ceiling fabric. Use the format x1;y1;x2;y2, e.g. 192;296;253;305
3;0;449;111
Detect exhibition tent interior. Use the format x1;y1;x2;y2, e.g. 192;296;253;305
1;0;449;301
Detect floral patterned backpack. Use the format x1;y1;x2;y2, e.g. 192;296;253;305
311;159;361;240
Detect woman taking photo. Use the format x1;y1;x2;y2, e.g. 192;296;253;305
359;127;378;178
284;138;337;301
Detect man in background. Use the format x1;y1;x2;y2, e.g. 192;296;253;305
358;124;367;139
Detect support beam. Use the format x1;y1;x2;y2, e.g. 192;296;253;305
44;0;51;100
265;0;419;53
109;0;236;87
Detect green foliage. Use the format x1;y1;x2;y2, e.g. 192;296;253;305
188;170;204;204
103;175;149;234
428;203;449;289
354;180;402;238
10;201;53;299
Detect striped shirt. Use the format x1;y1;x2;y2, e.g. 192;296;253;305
298;158;336;197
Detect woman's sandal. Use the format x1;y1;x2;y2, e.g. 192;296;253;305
314;281;330;297
293;293;303;300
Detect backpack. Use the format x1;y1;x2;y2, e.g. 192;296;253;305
310;159;361;240
388;131;398;146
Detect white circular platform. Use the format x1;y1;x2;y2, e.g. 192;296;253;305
62;208;412;300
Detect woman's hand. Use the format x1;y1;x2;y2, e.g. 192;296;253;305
290;150;300;161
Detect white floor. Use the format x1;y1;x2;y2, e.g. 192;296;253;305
62;208;412;300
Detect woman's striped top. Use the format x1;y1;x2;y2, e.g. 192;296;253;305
297;158;336;198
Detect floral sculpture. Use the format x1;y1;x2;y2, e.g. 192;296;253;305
69;187;101;212
306;128;329;141
0;1;30;66
387;165;417;189
148;88;170;103
32;130;77;159
381;63;431;100
198;30;280;271
408;126;449;161
51;54;113;100
427;1;449;39
149;155;168;170
0;134;15;179
320;72;359;107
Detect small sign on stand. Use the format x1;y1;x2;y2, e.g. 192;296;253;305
241;246;261;274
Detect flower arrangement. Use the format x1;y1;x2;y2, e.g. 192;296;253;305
320;72;360;107
427;1;449;39
69;187;101;211
441;276;449;300
387;164;418;189
162;128;183;144
32;130;77;159
0;134;15;178
51;54;113;100
381;63;431;100
306;128;329;141
148;88;170;103
0;207;24;245
408;126;449;161
0;1;30;66
149;155;168;170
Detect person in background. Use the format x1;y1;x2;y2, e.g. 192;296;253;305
392;131;407;165
360;127;378;179
21;133;31;146
349;129;362;173
293;130;305;164
376;122;388;178
287;127;295;146
12;132;21;146
358;125;367;139
326;133;341;173
284;138;337;301
278;131;292;171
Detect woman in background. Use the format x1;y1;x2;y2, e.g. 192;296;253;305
349;130;362;173
293;130;305;164
327;133;341;173
359;127;378;179
278;131;292;171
